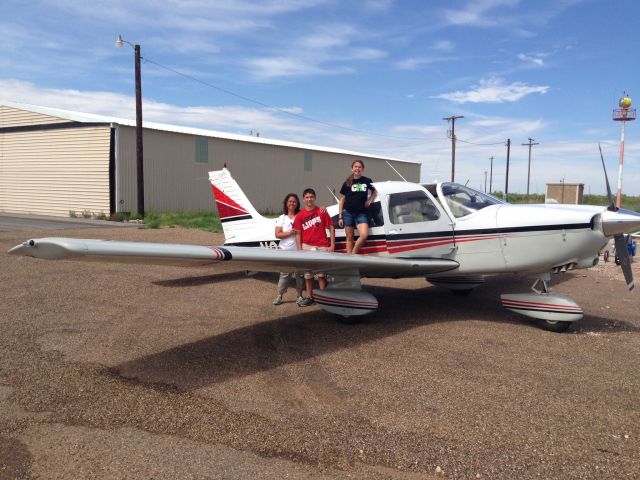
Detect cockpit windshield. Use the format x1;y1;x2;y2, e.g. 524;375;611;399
440;183;505;218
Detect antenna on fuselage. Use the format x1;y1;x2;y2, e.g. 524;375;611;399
326;186;339;203
385;161;407;181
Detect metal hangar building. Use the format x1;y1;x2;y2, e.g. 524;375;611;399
0;101;420;217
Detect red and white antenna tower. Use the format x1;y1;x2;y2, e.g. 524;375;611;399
612;94;636;208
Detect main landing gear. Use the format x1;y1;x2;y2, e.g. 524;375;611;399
500;275;583;333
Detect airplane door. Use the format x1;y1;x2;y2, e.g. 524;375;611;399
384;189;455;257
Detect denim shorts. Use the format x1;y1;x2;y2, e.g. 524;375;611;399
342;210;368;228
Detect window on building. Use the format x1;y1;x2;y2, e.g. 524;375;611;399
304;150;312;171
195;137;209;164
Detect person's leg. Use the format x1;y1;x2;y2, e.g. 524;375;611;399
274;271;289;304
276;272;289;295
352;221;369;254
343;210;356;253
317;273;327;290
295;272;305;299
345;227;355;253
304;272;314;298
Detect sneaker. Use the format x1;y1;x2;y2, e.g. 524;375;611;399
273;295;283;305
298;297;314;307
295;296;305;306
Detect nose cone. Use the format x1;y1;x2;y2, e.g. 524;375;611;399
601;209;640;237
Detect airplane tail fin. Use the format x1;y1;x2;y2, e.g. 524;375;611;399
208;168;276;245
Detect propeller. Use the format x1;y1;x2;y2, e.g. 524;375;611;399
599;143;634;290
598;143;617;212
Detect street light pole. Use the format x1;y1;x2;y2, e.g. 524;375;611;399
116;35;145;218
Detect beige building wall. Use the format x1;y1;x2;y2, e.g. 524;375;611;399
0;126;111;216
2;103;420;217
545;183;584;204
0;105;69;127
116;126;419;214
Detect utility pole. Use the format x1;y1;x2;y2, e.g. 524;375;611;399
443;115;464;182
489;156;494;194
505;139;511;202
484;171;487;192
521;137;539;200
115;35;145;217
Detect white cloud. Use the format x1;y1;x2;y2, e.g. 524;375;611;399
440;0;520;27
433;40;454;52
244;23;386;79
432;78;549;103
395;55;452;71
517;53;546;67
2;80;637;195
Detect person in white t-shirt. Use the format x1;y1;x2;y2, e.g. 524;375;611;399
273;193;305;305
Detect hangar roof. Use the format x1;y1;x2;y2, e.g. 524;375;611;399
2;101;417;164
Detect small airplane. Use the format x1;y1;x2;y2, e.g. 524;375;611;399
9;165;640;332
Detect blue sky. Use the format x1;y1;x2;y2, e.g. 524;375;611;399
1;0;639;194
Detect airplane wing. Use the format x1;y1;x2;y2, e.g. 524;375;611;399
8;237;459;278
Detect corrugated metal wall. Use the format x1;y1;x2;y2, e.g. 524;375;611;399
0;116;111;216
116;125;420;214
0;105;69;127
1;104;420;217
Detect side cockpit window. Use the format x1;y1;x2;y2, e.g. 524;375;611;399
388;191;440;224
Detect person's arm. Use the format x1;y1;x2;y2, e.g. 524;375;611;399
295;230;302;250
338;196;346;228
365;183;377;208
328;225;335;252
275;226;294;239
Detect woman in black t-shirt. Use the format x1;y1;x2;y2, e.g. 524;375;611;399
338;160;377;254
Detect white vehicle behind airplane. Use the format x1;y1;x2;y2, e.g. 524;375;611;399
9;167;640;332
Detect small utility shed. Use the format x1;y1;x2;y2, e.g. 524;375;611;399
0;101;420;217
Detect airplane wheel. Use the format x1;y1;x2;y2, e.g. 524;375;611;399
452;289;473;297
537;319;572;333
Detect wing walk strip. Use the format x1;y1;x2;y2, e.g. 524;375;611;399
313;293;378;310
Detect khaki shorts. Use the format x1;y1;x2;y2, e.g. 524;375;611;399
301;243;327;279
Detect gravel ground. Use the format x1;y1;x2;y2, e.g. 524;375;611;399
1;226;639;479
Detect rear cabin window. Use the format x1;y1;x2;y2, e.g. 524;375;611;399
331;201;384;228
388;190;440;224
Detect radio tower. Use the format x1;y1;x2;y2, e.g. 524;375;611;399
612;94;636;208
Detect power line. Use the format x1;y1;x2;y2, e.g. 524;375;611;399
456;137;506;146
142;56;447;142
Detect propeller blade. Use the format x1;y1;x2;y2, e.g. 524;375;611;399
614;235;634;291
599;143;617;212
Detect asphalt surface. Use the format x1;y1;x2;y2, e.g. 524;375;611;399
1;226;639;479
0;214;136;232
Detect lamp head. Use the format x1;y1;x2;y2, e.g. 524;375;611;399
115;34;124;48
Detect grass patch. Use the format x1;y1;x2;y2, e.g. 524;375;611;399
492;191;640;210
143;211;222;232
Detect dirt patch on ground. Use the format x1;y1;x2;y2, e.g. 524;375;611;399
1;227;639;479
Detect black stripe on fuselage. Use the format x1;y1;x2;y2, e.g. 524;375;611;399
220;215;252;223
225;223;591;247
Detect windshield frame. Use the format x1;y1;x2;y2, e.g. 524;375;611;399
437;182;505;219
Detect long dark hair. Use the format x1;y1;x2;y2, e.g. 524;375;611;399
345;160;365;188
282;193;300;214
